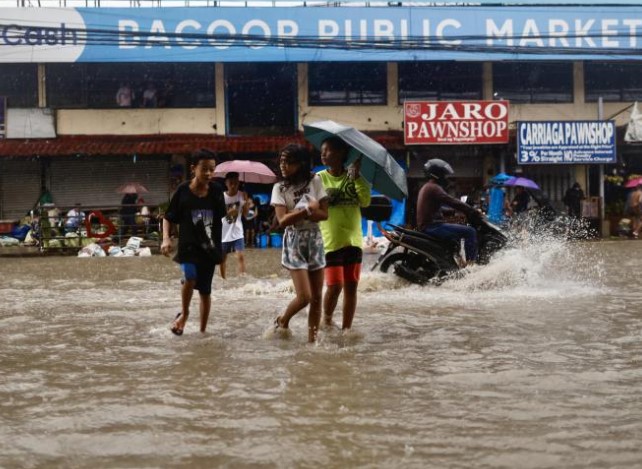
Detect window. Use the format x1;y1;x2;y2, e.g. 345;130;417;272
0;64;38;107
398;62;482;103
46;64;86;108
226;63;297;136
46;63;215;109
308;62;386;105
493;62;573;103
585;62;642;102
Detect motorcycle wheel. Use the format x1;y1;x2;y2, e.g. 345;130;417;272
379;252;440;284
379;252;408;273
478;234;506;264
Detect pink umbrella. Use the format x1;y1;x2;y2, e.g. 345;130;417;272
625;177;642;188
116;182;149;194
214;160;277;184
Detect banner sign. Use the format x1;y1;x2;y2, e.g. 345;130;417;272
0;96;6;139
517;121;616;164
404;100;509;145
3;6;642;62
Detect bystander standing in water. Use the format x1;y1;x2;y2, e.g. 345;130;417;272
120;193;138;239
220;172;249;278
626;183;642;239
270;144;328;343
563;182;585;219
510;186;530;216
161;149;226;335
242;196;258;248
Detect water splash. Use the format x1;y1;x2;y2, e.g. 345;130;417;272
442;213;605;297
262;322;293;340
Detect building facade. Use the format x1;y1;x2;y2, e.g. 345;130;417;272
1;2;641;222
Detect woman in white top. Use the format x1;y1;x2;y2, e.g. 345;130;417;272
270;144;329;343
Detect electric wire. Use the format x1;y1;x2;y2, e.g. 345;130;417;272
3;21;642;56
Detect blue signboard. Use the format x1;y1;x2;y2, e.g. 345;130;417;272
517;121;616;165
3;6;642;63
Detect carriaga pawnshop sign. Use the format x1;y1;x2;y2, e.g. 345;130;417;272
404;100;509;145
517;120;616;164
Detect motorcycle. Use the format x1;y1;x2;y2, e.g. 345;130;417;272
362;196;508;285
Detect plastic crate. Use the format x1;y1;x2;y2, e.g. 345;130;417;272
0;220;17;234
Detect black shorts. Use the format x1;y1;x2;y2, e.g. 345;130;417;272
324;246;363;286
324;246;363;267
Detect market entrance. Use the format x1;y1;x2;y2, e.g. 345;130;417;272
225;63;297;137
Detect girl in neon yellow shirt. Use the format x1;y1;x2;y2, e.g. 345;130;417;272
318;137;371;331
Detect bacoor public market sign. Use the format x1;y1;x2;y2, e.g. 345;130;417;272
517;121;616;164
404;101;509;145
3;6;642;62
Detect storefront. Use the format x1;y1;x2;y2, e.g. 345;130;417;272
0;157;41;220
48;155;170;209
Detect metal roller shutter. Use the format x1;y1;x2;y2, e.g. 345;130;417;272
0;158;42;219
408;149;484;179
519;165;575;204
49;155;170;209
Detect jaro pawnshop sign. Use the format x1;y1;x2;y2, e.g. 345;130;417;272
404;100;509;145
517;121;616;164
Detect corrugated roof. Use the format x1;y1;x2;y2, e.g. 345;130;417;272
0;132;405;157
0;134;303;157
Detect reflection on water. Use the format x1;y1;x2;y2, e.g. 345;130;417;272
2;240;642;468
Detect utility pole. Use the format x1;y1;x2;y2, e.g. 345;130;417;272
598;97;606;235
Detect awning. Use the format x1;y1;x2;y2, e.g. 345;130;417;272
0;132;405;158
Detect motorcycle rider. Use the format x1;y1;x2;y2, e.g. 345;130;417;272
416;159;482;266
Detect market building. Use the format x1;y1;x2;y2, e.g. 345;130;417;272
1;1;641;233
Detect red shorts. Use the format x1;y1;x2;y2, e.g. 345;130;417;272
324;246;363;286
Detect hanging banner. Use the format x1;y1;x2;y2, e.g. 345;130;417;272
404;100;509;145
0;96;6;139
517;120;616;164
625;102;642;143
3;7;642;62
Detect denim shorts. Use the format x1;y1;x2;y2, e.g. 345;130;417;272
281;226;325;271
180;262;215;295
222;238;245;254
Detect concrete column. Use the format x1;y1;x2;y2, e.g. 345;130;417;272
38;64;46;108
574;61;585;105
482;62;493;100
297;63;308;129
214;63;226;136
573;62;588;189
388;62;398;107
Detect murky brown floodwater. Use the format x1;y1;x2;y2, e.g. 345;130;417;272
2;238;642;468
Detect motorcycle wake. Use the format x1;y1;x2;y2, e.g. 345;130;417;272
370;206;602;293
441;226;603;295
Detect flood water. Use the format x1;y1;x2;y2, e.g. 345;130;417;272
2;238;642;468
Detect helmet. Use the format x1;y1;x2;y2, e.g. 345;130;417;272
423;159;454;185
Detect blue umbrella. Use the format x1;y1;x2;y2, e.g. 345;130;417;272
303;120;408;201
491;172;514;185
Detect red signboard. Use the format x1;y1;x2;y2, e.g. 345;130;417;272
404;100;510;145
